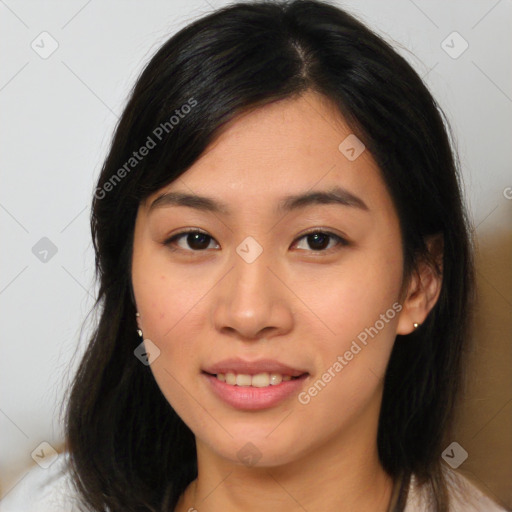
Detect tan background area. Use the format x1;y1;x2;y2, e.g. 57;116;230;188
456;226;512;509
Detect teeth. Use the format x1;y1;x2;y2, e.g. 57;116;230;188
253;373;274;387
215;372;296;387
268;373;281;386
236;374;252;386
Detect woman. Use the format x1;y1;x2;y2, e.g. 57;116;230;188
2;1;507;511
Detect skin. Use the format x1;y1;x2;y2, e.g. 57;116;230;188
131;90;442;512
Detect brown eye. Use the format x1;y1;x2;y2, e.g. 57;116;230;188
293;230;349;252
164;230;218;252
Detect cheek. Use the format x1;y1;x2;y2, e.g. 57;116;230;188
294;269;400;435
133;244;206;342
132;258;207;420
291;246;403;409
298;249;402;345
132;252;225;417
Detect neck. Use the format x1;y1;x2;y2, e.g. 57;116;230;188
174;413;394;512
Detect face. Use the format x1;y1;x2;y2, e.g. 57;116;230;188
131;90;409;468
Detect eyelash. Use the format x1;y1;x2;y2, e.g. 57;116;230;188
163;228;350;255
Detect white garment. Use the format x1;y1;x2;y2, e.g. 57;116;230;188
1;453;84;511
0;452;507;511
404;471;508;512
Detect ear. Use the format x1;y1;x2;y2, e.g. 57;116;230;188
396;234;443;335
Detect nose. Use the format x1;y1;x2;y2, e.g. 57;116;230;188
211;242;294;342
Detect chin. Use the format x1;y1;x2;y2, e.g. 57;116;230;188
197;429;305;468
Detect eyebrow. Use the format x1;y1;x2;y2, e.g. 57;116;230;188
148;185;369;215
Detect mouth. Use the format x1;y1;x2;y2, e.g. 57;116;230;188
201;370;310;410
201;358;310;409
202;371;308;388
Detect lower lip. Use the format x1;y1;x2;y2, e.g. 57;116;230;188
202;372;309;410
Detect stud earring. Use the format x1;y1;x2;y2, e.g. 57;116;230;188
413;322;420;329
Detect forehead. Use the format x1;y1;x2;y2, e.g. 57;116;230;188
144;91;389;215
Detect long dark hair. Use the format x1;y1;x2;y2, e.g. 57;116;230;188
63;1;474;510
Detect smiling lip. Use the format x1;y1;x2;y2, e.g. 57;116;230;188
202;357;308;377
201;357;309;410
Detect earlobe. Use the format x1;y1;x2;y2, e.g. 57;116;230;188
396;235;443;335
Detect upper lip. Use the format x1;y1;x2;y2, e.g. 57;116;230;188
202;358;309;377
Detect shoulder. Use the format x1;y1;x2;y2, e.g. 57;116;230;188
405;468;508;511
0;452;88;512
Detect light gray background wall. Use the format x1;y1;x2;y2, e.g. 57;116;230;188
1;0;511;507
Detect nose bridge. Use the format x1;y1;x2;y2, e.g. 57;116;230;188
233;237;272;299
230;234;275;310
212;234;291;339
